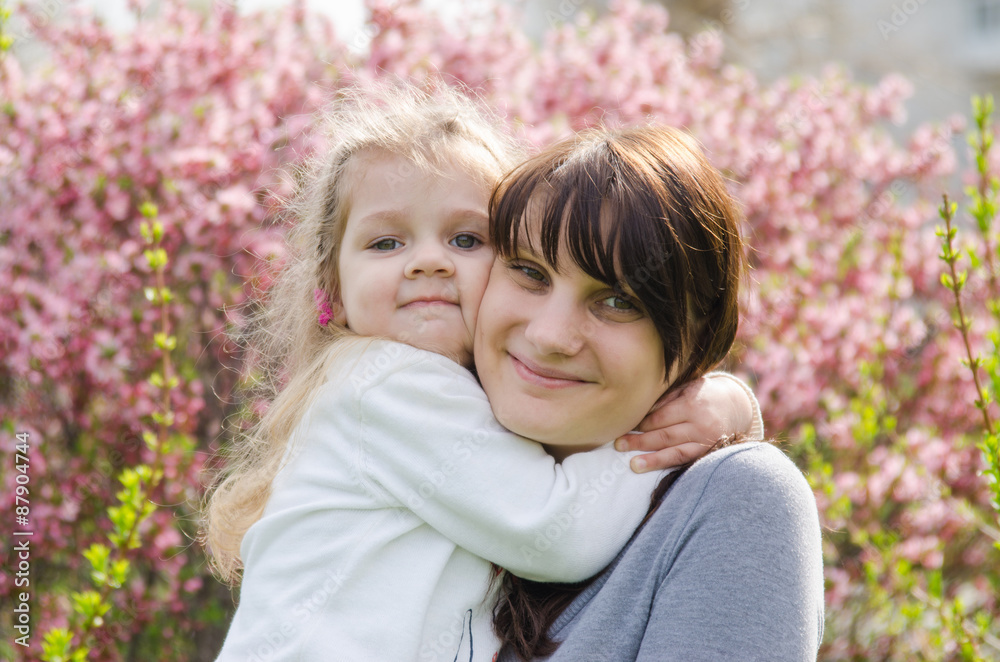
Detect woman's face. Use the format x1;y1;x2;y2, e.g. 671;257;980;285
474;221;674;456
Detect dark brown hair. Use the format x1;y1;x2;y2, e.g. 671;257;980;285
488;125;747;659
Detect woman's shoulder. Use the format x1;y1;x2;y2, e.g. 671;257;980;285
680;441;808;490
658;441;819;530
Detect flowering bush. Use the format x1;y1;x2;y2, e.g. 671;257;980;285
0;0;996;659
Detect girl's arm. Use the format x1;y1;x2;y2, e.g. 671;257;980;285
339;343;665;583
615;371;764;472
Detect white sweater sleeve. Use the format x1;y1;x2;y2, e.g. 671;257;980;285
345;344;665;583
704;370;765;442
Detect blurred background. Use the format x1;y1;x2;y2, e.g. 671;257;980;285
2;0;1000;660
15;0;1000;134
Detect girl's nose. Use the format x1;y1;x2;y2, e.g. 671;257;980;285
405;239;455;278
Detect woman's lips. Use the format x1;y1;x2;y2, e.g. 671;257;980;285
509;353;586;389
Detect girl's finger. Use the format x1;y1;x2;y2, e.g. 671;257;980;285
635;402;692;432
630;442;715;473
616;424;700;452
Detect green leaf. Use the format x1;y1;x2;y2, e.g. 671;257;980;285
41;627;75;662
139;201;158;219
135;464;153;483
109;559;131;588
71;590;109;622
153;333;175;350
152;410;176;426
82;544;111;587
928;569;942;600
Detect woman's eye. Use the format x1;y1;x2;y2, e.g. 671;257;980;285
602;295;635;311
450;234;481;250
596;293;644;320
372;238;401;251
512;264;546;282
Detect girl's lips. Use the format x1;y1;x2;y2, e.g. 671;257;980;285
509;353;586;389
402;300;455;308
401;296;458;309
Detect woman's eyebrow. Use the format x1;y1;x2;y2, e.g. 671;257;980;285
613;281;640;298
513;243;545;261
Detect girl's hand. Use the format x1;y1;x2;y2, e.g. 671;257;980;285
614;372;762;473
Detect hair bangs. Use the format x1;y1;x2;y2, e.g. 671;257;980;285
491;145;648;295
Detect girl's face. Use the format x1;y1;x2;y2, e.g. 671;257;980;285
474;220;674;456
337;153;494;368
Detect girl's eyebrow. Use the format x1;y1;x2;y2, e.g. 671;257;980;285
354;208;487;228
354;209;406;227
446;209;489;226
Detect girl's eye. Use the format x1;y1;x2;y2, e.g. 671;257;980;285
450;234;481;250
372;238;401;251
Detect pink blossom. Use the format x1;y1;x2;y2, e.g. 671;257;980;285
2;0;996;658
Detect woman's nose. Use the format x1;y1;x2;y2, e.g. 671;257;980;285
522;299;586;356
405;239;454;278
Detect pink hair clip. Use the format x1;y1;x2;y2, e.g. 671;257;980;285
314;288;335;326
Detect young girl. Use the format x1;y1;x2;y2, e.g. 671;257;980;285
205;84;762;662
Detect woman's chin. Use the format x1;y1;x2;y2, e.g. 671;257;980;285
495;412;602;454
493;409;561;445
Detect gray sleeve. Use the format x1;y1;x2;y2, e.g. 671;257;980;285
636;443;825;661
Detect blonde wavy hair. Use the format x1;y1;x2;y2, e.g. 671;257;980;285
202;80;524;584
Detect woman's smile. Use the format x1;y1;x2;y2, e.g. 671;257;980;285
508;352;589;389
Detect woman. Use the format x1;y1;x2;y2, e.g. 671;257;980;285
478;125;825;661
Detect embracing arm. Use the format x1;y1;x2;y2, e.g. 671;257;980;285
349;344;664;582
617;370;765;472
636;443;824;661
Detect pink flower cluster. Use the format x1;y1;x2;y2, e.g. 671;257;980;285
1;0;995;658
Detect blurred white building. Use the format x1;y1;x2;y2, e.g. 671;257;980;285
521;0;1000;130
15;0;1000;130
